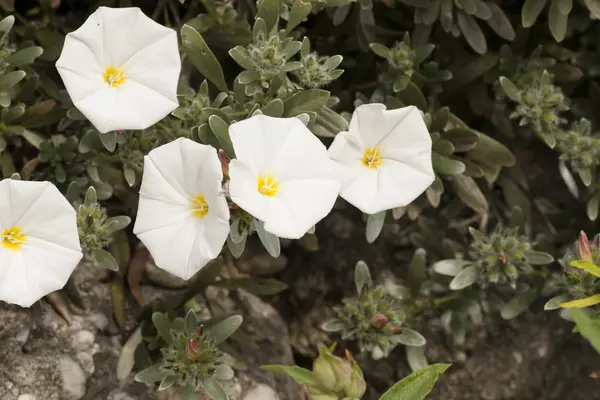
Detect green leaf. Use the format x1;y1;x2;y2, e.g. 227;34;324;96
124;167;136;187
370;42;390;58
548;0;568;42
158;375;177;391
500;289;537;320
409;249;427;297
499;77;520;101
181;25;228;92
152;312;173;345
584;0;600;19
457;11;487;54
366;210;386;243
208;115;235;156
544;294;569;310
262;98;284;117
571;309;600;353
286;0;312;33
569;260;600;278
560;294;600;309
524;250;554;265
405;345;429;372
558;160;579;198
134;365;166;384
321;319;345;332
6;46;44;67
486;3;515;41
522;0;548;27
213;278;288;296
116;327;142;381
84;186;97;206
92;248;119;271
200;377;228;400
355;260;372;294
261;365;318;386
229;46;253;70
256;0;281;32
432;153;466;175
449;265;479;290
390;328;427;347
0;70;26;90
468;131;516;167
588;193;600;221
449;174;488;215
557;0;573;15
105;216;131;233
99;131;116;152
379;364;450;400
283;89;330;116
433;259;472;277
206;315;243;344
215;364;235;381
0;16;15;40
255;220;281;258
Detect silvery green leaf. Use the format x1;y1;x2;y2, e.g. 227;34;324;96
256;0;281;33
366;210;386;243
206;315;243;345
321;319;345;332
184;309;198;334
578;167;592;187
524;251;554;265
6;46;44;67
105;216;131;233
449;265;479;290
369;42;390;58
180;385;197;400
209;115;235;156
116;327;142;381
406;345;429;372
522;0;548;27
409;249;427;296
544;295;569;310
152;312;173;345
134;365;166;383
9;172;20;180
499;76;520;101
261;365;318;385
124;167;136;187
214;364;235;381
229;46;253;70
558;161;579;198
181;25;228;92
92;248;119;271
588;193;600;221
230;219;247;244
457;11;487;54
355;260;372;294
500;289;537;320
548;0;568;42
227;235;246;258
390;328;426;347
158;375;177;391
286;0;312;33
100;131;116;152
433;260;471;276
283;89;330;117
0;70;26;90
255;220;280;258
262;98;284;117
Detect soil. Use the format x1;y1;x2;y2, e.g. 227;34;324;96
271;205;600;400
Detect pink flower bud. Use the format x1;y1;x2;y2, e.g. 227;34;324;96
578;231;593;262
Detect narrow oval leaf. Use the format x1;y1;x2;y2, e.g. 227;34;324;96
522;0;548;27
181;25;228;92
499;76;520;101
379;364;451;400
255;220;281;258
355;260;372;294
409;249;427;296
560;294;600;309
449;265;479;290
366;210;386;243
571;308;600;353
206;315;243;345
433;259;472;276
500;289;537;320
321;319;345;332
391;328;427;347
405;345;429;372
261;365;318;386
569;260;600;278
134;365;166;383
116;327;142;381
208;115;235;156
524;251;554;265
200;377;228;400
6;46;44;67
152;312;174;345
286;0;312;33
92;248;119;271
457;12;487;54
283;89;330;116
544;294;569;310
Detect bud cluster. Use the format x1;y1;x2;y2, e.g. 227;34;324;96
38;135;82;183
76;201;113;258
246;31;298;82
307;345;366;400
555;118;600;171
469;226;533;289
293;44;343;89
551;231;600;302
331;285;407;357
159;325;226;390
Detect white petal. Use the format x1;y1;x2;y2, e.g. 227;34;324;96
56;7;180;133
0;180;82;307
263;179;341;239
338;169;380;214
229;115;291;175
228;160;270;222
134;139;230;280
349;103;388;149
378;106;432;155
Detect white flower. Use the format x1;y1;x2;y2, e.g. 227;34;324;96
228;115;342;239
56;6;181;133
0;179;82;307
328;103;434;215
133;138;230;280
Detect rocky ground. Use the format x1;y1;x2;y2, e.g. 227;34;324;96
1;208;600;400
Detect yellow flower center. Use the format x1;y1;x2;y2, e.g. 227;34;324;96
103;66;126;88
191;194;209;219
257;174;280;197
362;147;383;169
2;226;25;251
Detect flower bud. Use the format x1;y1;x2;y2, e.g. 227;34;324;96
306;386;338;400
185;339;198;361
578;231;593;262
345;350;366;399
218;149;230;176
312;345;352;393
371;313;388;329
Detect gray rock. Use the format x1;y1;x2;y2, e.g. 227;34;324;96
58;357;87;400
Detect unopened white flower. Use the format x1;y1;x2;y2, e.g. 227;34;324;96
228;115;342;239
0;180;82;307
133;138;229;280
56;6;180;133
328;104;434;215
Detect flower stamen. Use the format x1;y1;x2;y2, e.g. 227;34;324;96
2;226;25;251
362;148;383;169
191;194;209;219
257;174;280;197
103;66;126;88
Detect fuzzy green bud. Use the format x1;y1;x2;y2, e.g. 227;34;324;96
578;231;593;262
312;345;353;393
345;352;366;399
306;386;338;400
